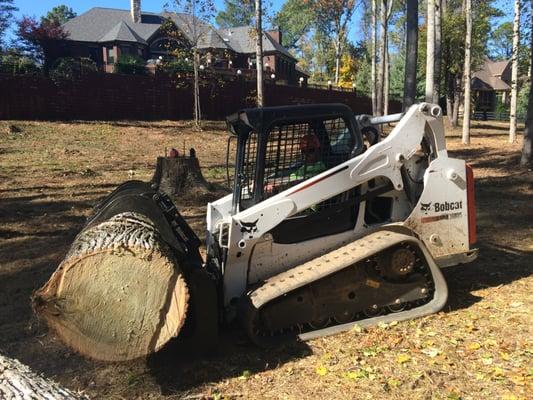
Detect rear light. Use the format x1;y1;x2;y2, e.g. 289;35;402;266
465;164;477;245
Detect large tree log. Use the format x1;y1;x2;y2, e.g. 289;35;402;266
0;354;88;399
33;212;189;362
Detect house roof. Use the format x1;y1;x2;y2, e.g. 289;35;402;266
485;59;510;76
472;59;511;91
98;21;148;44
217;26;295;60
62;8;161;43
62;7;294;58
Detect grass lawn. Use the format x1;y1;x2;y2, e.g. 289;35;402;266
0;118;531;400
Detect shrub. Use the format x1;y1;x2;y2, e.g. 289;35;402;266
517;82;530;119
114;54;146;75
0;52;40;75
50;57;97;80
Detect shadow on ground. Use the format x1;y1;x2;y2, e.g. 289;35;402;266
147;330;312;395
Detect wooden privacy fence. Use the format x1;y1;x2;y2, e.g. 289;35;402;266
0;73;401;121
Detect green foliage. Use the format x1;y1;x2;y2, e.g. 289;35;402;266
517;81;530;118
494;98;509;115
489;22;513;60
42;5;77;25
0;0;17;47
215;0;254;28
114;54;146;75
389;52;405;101
272;0;314;49
0;51;39;74
159;57;194;74
355;57;371;97
50;57;97;80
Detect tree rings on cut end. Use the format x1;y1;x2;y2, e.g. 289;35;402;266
33;212;189;362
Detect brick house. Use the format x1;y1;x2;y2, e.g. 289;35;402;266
472;59;512;112
55;0;307;84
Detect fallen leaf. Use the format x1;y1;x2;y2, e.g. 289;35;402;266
422;347;441;358
316;365;328;376
481;355;493;365
493;367;505;377
467;342;481;351
351;324;363;333
239;370;252;380
345;369;368;379
500;352;511;361
510;302;523;308
387;378;401;387
396;354;411;364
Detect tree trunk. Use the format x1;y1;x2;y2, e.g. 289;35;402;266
377;0;388;116
403;0;418;110
452;90;461;127
509;0;521;143
434;0;442;104
384;37;390;115
193;48;201;129
425;0;436;103
335;40;341;85
33;212;190;362
521;0;533;166
255;0;264;107
0;354;88;399
462;0;472;144
152;153;209;197
371;0;378;115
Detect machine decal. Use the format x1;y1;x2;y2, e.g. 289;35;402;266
420;202;432;213
288;165;349;195
434;201;463;212
421;212;462;223
240;219;259;233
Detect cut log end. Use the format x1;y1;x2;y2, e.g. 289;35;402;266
33;213;189;362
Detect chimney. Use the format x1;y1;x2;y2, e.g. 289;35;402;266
267;29;282;46
130;0;141;23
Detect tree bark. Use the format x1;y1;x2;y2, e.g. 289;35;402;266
425;0;436;103
521;0;533;166
193;48;202;129
335;39;341;85
434;0;442;104
376;0;388;116
0;354;88;399
152;154;209;197
509;0;521;143
403;0;418;110
371;0;378;115
255;0;264;107
462;0;472;144
33;212;190;362
384;37;390;115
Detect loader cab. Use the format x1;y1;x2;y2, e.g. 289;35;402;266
227;104;365;243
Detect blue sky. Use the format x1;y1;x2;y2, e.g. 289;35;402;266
8;0;512;44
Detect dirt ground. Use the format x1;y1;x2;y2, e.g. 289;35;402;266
0;118;531;400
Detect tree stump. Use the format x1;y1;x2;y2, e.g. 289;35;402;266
0;353;88;399
33;212;189;362
151;150;209;197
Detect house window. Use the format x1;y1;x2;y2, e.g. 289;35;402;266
120;45;132;55
107;47;114;64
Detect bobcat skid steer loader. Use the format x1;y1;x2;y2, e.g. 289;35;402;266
34;103;478;361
